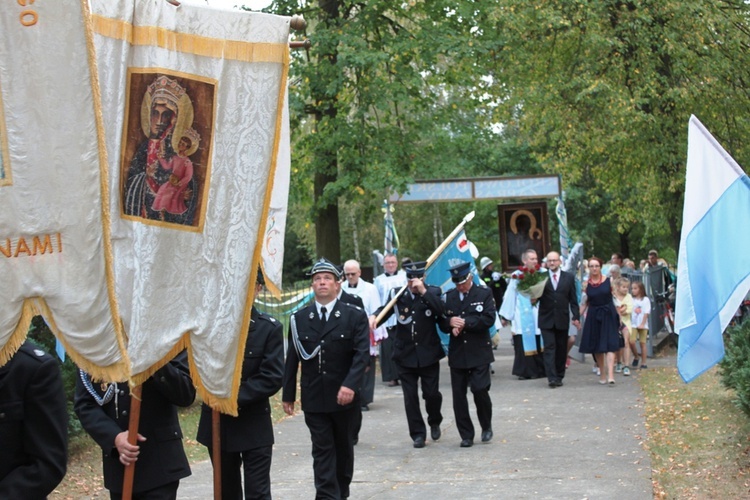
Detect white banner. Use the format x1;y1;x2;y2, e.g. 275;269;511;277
261;93;290;297
91;0;290;414
0;0;128;380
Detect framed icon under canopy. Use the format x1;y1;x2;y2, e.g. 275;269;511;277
497;201;550;272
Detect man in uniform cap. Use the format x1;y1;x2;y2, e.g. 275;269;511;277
370;260;445;448
479;256;508;314
439;261;496;447
197;268;284;499
282;258;370;499
75;351;195;498
0;341;68;498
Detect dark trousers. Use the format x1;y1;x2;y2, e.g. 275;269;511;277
110;481;179;500
398;362;443;440
360;355;376;405
380;329;398;382
450;364;492;441
541;327;569;383
304;408;357;500
353;356;376;441
207;445;273;500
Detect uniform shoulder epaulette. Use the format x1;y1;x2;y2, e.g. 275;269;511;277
17;341;53;364
257;312;278;323
341;301;363;311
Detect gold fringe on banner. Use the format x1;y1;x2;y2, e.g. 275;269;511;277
185;334;242;416
0;299;37;368
259;47;290;300
130;334;189;388
81;0;131;383
91;15;288;64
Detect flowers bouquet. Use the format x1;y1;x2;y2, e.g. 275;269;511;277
513;265;548;300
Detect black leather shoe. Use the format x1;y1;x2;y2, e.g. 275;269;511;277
548;382;558;388
481;429;493;443
554;380;564;387
361;404;370;411
460;438;473;448
430;425;441;441
413;436;425;448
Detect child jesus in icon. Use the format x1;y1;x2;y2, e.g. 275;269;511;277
152;127;199;219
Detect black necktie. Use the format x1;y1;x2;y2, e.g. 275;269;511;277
320;307;327;328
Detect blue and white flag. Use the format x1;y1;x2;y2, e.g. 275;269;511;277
675;116;750;383
382;200;400;255
555;192;572;260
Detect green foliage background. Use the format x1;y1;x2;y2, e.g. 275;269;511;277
720;320;750;416
258;0;750;274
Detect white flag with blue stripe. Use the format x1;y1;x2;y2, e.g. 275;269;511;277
676;116;750;383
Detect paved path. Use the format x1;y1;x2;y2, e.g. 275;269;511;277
180;331;662;499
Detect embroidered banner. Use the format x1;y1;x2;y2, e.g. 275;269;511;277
0;0;128;379
261;93;290;298
92;0;290;414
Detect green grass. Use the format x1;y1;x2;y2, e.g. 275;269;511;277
56;363;750;499
52;392;289;499
640;362;750;498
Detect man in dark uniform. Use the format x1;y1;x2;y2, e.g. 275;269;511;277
0;340;67;498
479;256;508;312
197;270;284;499
75;351;196;499
334;264;369;446
370;261;445;449
282;258;370;500
439;261;496;448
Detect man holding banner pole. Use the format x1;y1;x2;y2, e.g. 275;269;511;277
196;269;284;500
74;352;195;499
370;260;446;449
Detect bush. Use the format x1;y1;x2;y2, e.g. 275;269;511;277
27;316;84;437
719;320;750;416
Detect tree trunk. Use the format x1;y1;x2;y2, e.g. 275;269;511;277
311;0;342;263
314;171;340;262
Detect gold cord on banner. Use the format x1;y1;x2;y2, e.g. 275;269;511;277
160;1;310;50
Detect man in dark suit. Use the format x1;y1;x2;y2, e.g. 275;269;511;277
370;261;445;448
196;270;284;499
439;261;496;448
537;251;581;388
0;340;68;499
75;351;196;499
282;258;370;500
334;264;371;446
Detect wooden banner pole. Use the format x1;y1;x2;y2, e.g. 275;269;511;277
374;210;475;324
212;409;222;499
121;384;142;500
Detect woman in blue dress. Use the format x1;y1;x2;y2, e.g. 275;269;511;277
579;257;620;385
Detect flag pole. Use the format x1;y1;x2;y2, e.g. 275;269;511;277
121;384;142;500
212;410;222;499
374;210;475;324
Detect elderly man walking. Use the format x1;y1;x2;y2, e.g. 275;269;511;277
537;251;581;388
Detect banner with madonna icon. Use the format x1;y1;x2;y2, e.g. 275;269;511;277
91;0;291;414
0;0;129;379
